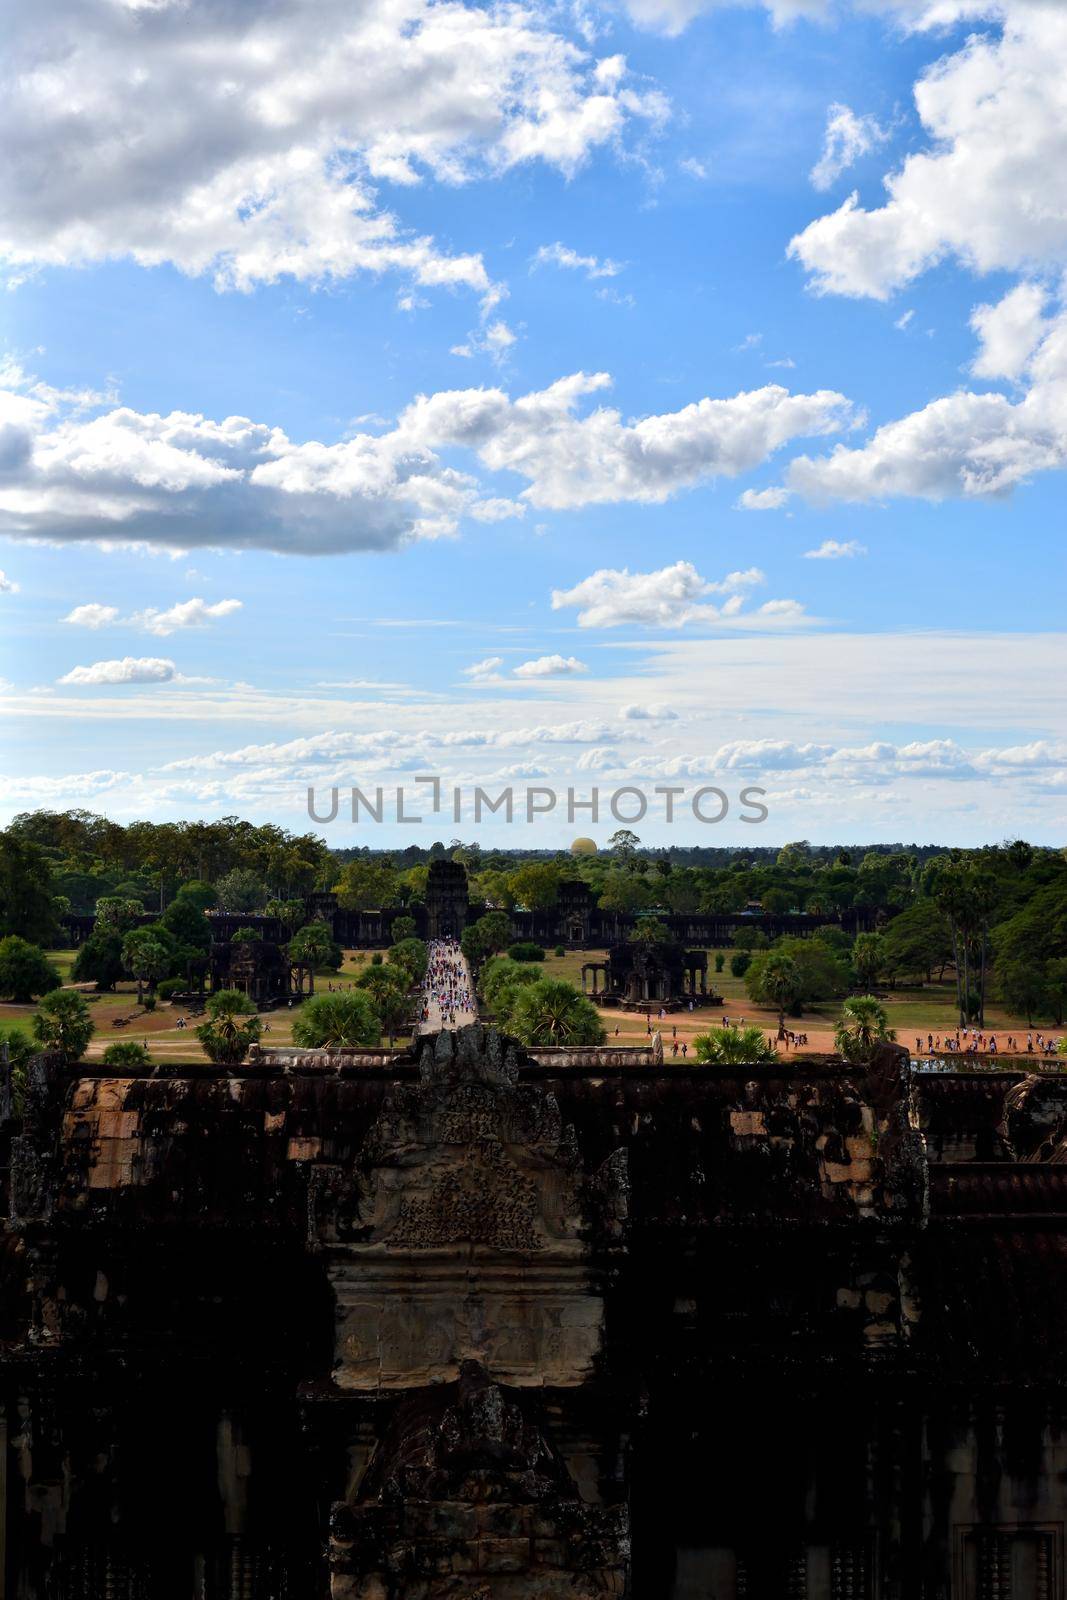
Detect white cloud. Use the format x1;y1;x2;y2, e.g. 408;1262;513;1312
512;654;589;677
788;297;1067;502
532;242;624;279
463;656;505;681
2;0;663;300
895;309;915;331
63;603;119;628
621;702;679;720
574;746;621;771
810;103;889;191
970;282;1050;381
58;656;176;686
736;486;791;510
0;570;20;594
404;373;854;511
62;596;242;634
0;364;854;552
129;597;243;637
789;8;1067;299
551;560;765;628
803;538;867;558
451;319;518;363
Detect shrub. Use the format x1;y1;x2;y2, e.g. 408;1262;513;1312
156;977;185;1000
196;989;261;1066
714;952;725;973
507;941;545;963
554;945;566;958
102;1040;150;1068
507;978;605;1047
292;991;381;1049
729;952;751;979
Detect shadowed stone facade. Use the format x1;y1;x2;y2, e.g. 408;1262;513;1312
3;1032;1067;1596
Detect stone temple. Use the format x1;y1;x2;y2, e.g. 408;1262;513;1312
4;1025;1067;1596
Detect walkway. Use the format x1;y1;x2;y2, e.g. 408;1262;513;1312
417;938;478;1034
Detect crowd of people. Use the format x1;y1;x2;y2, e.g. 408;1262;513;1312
916;1028;1064;1058
419;938;476;1031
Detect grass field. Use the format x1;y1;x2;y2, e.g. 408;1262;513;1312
2;946;1061;1068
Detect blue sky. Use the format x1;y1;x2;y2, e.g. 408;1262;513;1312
1;0;1065;847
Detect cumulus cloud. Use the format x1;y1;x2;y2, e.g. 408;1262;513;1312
550;560;768;628
0;364;854;553
736;486;791;510
532;242;624;279
810;103;889;191
970;282;1051;381
789;8;1067;299
58;656;176;686
788;296;1067;502
63;603;119;628
621;702;679;720
63;596;241;634
1;0;663;300
129;597;243;637
463;656;505;681
402;372;854;511
512;654;589;677
0;570;19;594
803;538;867;558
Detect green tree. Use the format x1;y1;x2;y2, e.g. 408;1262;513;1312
266;898;306;934
745;950;803;1029
388;937;428;987
598;871;652;916
390;915;417;944
730;952;751;979
632;918;671;946
0;1026;35;1113
159;894;212;956
33;989;94;1062
121;927;173;1004
834;996;897;1063
196;989;262;1065
693;1024;775;1065
508;863;561;912
997;958;1048;1026
507;978;605;1047
478;956;541;1018
1044;958;1067;1026
0;834;59;944
95;895;145;935
72;930;125;992
215;868;269;913
0;937;60;1003
877;901;953;983
333;860;399;912
288;921;342;970
173;880;218;911
851;932;885;990
608;829;641;864
292;991;381;1049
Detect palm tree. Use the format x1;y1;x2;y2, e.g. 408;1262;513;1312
752;951;802;1032
509;979;605;1046
196;988;262;1065
292;991;380;1049
692;1024;776;1065
834;996;896;1063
